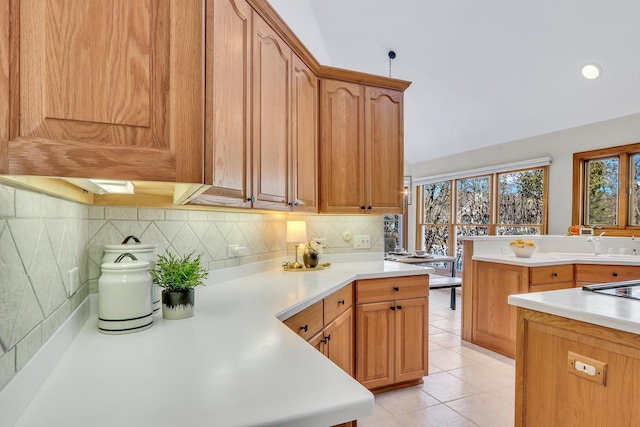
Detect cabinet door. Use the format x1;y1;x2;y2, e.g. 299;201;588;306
364;86;404;214
325;308;354;377
394;297;428;383
319;79;366;213
4;0;203;182
290;55;318;212
473;261;528;358
200;0;253;207
356;301;394;389
251;13;291;210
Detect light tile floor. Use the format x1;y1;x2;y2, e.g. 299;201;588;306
358;288;515;427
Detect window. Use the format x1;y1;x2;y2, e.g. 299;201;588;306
419;166;548;263
573;142;640;234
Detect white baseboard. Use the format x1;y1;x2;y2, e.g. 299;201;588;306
0;296;91;427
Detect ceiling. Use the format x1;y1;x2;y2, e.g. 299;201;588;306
272;0;640;165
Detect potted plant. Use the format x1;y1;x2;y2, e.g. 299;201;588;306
150;251;208;320
303;238;324;268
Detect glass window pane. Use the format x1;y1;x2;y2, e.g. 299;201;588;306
455;225;488;258
424;181;451;224
457;176;490;224
586;157;619;226
630;154;640;226
422;225;449;255
498;169;544;225
497;226;541;235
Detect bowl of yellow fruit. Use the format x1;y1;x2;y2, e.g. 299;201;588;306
509;239;538;258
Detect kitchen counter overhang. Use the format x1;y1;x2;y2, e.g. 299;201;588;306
7;260;432;427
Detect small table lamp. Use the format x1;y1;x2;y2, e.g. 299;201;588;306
286;221;307;269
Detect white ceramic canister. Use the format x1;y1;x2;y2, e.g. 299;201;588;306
103;236;159;316
98;253;153;334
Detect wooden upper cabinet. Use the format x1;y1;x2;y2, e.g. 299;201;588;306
201;0;253;208
319;79;404;214
291;55;318;212
3;0;204;182
365;86;404;213
320;80;366;213
251;12;292;211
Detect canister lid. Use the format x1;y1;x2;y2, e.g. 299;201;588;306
104;235;157;253
100;252;150;271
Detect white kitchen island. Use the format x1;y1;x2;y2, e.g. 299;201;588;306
2;260;431;427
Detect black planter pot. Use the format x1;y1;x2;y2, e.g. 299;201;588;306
162;289;195;320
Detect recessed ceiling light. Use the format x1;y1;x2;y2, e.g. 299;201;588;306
581;63;602;80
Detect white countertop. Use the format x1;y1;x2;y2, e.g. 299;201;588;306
473;252;640;267
509;287;640;335
12;261;431;427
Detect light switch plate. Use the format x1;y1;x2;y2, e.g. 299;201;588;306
354;235;370;249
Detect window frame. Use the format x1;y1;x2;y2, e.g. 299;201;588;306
573;142;640;236
417;165;548;256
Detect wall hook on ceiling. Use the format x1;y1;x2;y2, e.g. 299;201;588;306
388;50;396;77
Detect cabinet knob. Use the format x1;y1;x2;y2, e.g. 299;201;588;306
367;206;372;210
288;202;293;206
360;206;366;210
325;334;331;341
320;337;327;344
397;305;402;310
393;287;399;291
552;272;558;277
390;306;396;311
300;324;308;332
247;196;256;203
294;202;299;206
613;272;618;277
338;299;345;305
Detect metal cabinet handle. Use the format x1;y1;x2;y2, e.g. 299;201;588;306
320;337;327;344
390;306;396;311
360;206;366;210
247;196;256;203
338;299;345;305
393;287;399;291
397;305;402;310
300;325;308;332
613;272;618;277
325;334;331;341
367;206;372;210
552;272;558;277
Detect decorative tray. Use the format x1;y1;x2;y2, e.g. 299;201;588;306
282;262;331;272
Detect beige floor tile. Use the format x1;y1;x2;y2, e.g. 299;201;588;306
488;386;515;407
429;324;445;335
357;401;394;425
429;318;462;331
428;342;445;352
429;331;462;348
358;417;408;427
448;361;515;392
446;392;514;427
429;348;482;371
420;371;484;402
375;385;440;415
394;403;478;427
428;363;443;374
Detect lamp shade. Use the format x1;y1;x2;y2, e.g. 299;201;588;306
286;221;307;243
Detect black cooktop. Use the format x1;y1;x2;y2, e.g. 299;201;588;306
583;280;640;300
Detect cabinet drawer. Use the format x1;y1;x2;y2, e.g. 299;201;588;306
529;282;574;293
575;264;640;284
530;265;574;285
283;300;323;340
356;276;428;304
324;282;353;324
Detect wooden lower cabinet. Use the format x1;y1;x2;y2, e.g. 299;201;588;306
516;308;640;426
355;277;429;392
309;308;354;377
575;263;640;286
472;261;575;358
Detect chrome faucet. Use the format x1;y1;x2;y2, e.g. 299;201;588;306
587;232;605;256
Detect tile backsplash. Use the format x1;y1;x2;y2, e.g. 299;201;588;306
0;183;383;392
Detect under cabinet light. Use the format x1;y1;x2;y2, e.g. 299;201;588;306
89;179;135;194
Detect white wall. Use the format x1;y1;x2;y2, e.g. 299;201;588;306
406;112;640;250
267;0;332;65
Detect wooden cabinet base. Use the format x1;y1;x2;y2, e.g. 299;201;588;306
516;308;640;426
370;378;424;395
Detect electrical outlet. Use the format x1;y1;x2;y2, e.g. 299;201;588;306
354;235;371;249
227;244;239;258
68;267;80;295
